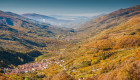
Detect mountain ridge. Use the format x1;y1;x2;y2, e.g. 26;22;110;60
22;13;96;29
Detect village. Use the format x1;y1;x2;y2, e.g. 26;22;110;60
3;58;65;74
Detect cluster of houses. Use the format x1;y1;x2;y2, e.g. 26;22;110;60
3;58;65;74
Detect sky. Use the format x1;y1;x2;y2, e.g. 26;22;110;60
0;0;139;16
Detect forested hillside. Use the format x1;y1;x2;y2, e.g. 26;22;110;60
0;11;73;51
0;47;42;68
68;5;140;41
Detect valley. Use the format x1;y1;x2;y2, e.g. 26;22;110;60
0;5;140;80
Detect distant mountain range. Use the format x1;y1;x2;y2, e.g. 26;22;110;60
22;13;101;29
